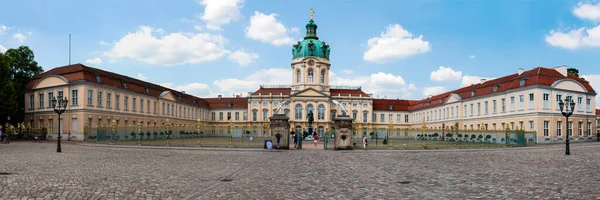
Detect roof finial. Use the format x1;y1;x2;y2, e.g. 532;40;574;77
310;8;315;21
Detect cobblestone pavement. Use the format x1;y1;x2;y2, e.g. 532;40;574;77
1;142;600;200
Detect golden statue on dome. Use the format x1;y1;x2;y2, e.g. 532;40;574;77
310;8;315;20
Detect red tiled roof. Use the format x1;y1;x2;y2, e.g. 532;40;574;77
253;88;291;95
410;67;597;111
330;89;369;97
596;109;600;116
27;63;209;108
372;99;414;111
203;97;248;109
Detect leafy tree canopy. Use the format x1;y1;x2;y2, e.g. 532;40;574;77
567;68;579;77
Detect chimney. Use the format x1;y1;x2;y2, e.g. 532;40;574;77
480;79;486;84
181;91;186;94
235;95;240;98
554;65;568;77
218;94;222;99
518;68;524;75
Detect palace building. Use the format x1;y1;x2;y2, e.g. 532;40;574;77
24;16;598;142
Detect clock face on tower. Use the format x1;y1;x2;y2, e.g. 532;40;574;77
307;59;315;66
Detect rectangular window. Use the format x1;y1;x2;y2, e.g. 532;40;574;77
543;121;549;136
211;112;216;120
587;122;591;136
106;93;111;108
586;98;592;112
153;102;156;113
510;96;516;111
48;92;54;107
483;101;488;115
87;89;93;106
455;106;459;118
464;105;467;116
450;107;454;118
577;97;583;112
405;114;409;123
48;119;53;134
578;122;583;136
529;121;534;131
543;93;550;109
219;112;223;120
39;93;44;108
97;91;103;107
363;112;368;123
501;98;506;113
227;112;232;120
380;114;385;122
124;96;129;110
557;121;562;136
519;95;524;110
470;104;473;116
253;110;257;121
29;94;34;110
252;101;258;107
372;113;377;123
171;105;174;116
243;112;248;121
115;94;120;109
235;112;240;120
396;114;401;123
140;99;144;112
567;122;573;136
70;90;78;106
263;101;268;107
477;102;481;116
57;91;63;100
389;114;393;123
556;94;562;110
162;103;165;115
147;100;150;113
132;97;136;111
528;93;534;109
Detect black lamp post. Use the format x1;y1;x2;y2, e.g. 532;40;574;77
51;96;68;153
558;98;575;155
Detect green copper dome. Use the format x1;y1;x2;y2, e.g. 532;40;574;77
292;19;331;59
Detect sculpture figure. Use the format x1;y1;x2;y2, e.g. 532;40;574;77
274;100;290;115
332;100;348;116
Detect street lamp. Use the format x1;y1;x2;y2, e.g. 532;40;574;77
51;96;68;153
559;98;576;155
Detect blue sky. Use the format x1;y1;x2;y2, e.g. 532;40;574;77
1;0;599;106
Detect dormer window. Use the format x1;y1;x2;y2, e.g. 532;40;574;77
471;90;475;97
122;81;128;89
178;96;181;101
145;87;150;94
388;105;393;111
228;103;232;108
95;75;102;83
493;85;498;92
519;79;526;87
439;99;443;103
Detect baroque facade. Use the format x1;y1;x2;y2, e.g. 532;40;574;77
24;16;598;142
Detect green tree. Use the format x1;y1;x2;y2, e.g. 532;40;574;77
0;46;43;124
567;68;579;77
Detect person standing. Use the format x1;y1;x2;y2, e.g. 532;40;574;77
313;134;319;147
363;135;368;150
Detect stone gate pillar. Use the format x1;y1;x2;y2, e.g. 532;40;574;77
334;114;353;150
269;114;290;149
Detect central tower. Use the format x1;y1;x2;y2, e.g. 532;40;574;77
291;9;331;93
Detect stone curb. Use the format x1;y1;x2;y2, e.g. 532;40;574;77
76;142;282;152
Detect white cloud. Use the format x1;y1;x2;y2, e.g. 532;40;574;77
545;25;600;49
342;69;354;75
363;24;430;63
137;73;148;81
160;82;214;97
104;26;229;66
573;2;600;21
85;57;103;65
0;44;6;53
13;33;26;43
99;41;109;46
469;55;475;59
461;75;495;87
245;11;294;46
227;50;259;66
213;68;291;95
198;0;244;31
430;66;462;82
290;27;299;33
423;86;447;97
0;25;8;34
581;74;600;108
330;71;415;99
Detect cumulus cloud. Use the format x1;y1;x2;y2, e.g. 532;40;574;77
13;33;27;43
423;86;447;97
160;82;214;97
0;25;8;34
581;74;600;108
103;26;229;66
85;57;103;65
213;68;291;95
198;0;244;31
469;55;475;59
0;44;6;53
363;24;430;63
573;2;600;21
461;75;495;87
330;71;416;99
227;50;259;66
245;11;294;46
430;66;462;82
137;73;148;81
342;69;354;75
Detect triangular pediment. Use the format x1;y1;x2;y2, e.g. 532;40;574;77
291;87;330;97
159;91;177;101
445;94;462;104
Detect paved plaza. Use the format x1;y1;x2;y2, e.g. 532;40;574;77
1;142;600;200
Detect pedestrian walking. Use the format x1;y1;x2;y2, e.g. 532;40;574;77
362;135;368;150
293;133;297;149
313;134;318;147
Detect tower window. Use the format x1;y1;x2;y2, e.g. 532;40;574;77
320;70;325;83
308;70;314;83
297;70;301;83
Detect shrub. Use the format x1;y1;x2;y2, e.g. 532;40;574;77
130;132;136;140
457;134;462;138
146;131;151;139
446;133;453;137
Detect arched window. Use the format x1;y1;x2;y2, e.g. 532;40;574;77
331;110;337;120
297;70;301;83
363;111;368;123
318;126;324;137
317;104;325;120
295;104;303;120
252;109;257;121
262;109;268;121
308;69;314;83
352;110;358;120
320;70;325;83
306;104;314;114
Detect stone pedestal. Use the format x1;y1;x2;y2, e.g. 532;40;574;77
269;114;290;149
334;115;354;150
